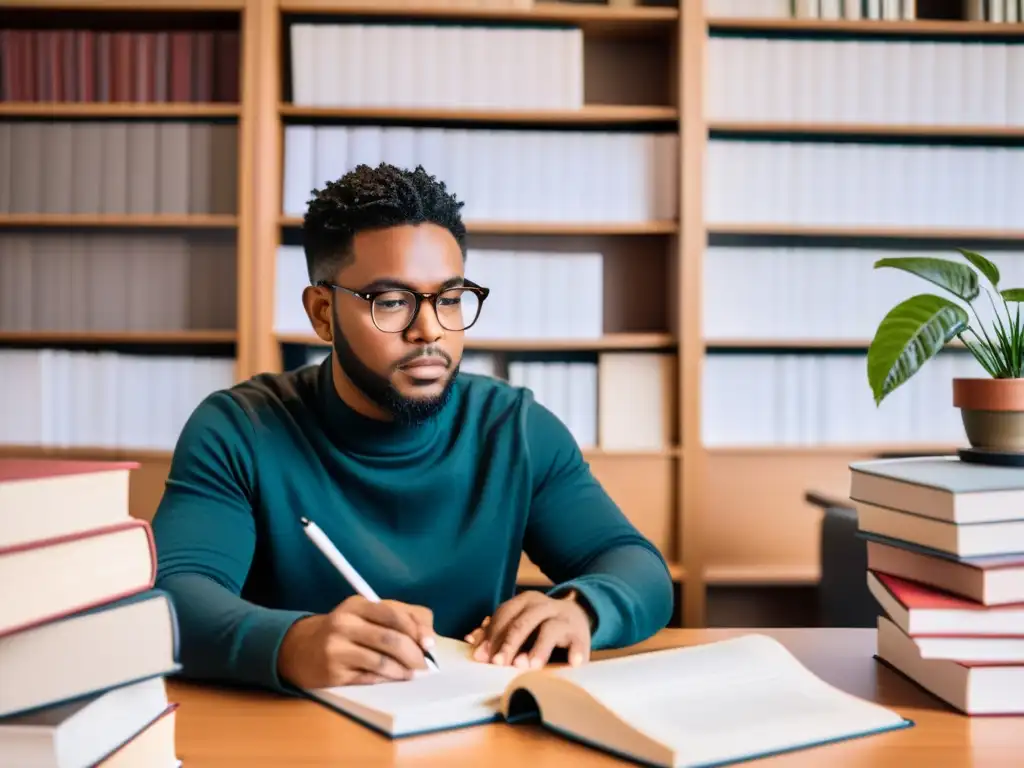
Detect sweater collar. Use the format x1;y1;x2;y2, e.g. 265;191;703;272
316;356;456;457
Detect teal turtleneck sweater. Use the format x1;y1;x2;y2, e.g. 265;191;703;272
151;358;674;693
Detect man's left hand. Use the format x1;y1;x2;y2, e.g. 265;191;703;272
464;590;592;670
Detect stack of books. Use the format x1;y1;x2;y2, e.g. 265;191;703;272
849;455;1024;715
0;458;181;766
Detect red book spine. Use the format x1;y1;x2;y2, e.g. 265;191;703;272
169;31;193;102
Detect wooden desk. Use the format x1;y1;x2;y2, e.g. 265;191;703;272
166;628;1024;767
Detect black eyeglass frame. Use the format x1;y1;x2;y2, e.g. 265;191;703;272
316;279;491;333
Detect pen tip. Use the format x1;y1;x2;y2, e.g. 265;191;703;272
300;517;310;526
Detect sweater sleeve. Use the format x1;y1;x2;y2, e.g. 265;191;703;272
151;392;312;694
521;397;674;650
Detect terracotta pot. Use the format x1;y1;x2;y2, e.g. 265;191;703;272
952;378;1024;452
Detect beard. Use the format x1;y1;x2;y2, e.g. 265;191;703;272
330;302;459;426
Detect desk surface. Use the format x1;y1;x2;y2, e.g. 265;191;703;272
167;627;1023;767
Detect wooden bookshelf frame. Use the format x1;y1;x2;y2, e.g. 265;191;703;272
9;0;1024;628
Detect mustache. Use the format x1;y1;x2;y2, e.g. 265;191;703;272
395;348;452;369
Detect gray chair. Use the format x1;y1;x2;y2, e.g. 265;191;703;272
815;503;880;628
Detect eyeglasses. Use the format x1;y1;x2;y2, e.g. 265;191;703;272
317;280;490;333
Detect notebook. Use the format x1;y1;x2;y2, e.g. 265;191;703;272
305;633;912;767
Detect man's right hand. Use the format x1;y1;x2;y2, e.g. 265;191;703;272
277;595;436;688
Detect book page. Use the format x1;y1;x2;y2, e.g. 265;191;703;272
538;634;906;766
311;637;523;721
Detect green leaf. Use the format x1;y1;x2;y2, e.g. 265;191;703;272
957;248;1000;288
874;256;980;302
1001;288;1024;302
867;294;969;405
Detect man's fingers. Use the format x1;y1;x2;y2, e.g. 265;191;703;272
474;595;532;661
488;601;557;666
334;639;414;682
346;670;392;686
567;632;590;667
464;616;491;645
349;600;422;645
341;614;430;671
524;618;569;669
404;603;435;633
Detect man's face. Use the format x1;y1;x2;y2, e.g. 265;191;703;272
305;223;467;424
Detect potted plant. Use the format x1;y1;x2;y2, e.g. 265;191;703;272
867;248;1024;457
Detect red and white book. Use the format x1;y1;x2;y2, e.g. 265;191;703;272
876;616;1024;715
868;570;1024;662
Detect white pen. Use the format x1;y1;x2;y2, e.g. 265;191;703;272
300;516;439;672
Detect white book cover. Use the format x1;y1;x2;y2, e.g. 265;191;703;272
283;126;316;215
289;23;318;105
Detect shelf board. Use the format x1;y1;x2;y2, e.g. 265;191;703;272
465;333;676;351
1;0;245;7
705;337;967;350
706;17;1024;37
280;216;677;235
703;564;819;586
0;214;238;229
708;120;1024;139
0;330;237;344
281;103;678;125
277;332;675;351
707;223;1024;241
280;1;678;34
0;102;240;119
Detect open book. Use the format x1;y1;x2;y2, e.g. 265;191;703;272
305;634;911;767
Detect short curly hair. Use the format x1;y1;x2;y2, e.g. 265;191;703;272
301;162;467;283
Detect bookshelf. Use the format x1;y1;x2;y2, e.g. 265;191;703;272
0;2;254;521
698;0;1024;625
6;0;1023;628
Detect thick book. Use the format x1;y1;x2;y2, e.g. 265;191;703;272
0;590;180;718
876;616;1024;715
0;459;136;550
0;518;156;637
868;571;1024;663
849;455;1024;525
0;677;171;767
306;634;911;767
853;499;1024;558
865;534;1024;607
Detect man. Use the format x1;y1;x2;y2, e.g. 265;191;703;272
151;163;673;694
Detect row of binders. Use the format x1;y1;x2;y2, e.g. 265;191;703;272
702;246;1024;341
850;455;1024;714
0;460;181;765
283;125;678;223
0;350;235;452
0;27;240;104
706;139;1024;229
708;36;1024;126
707;0;1023;20
0;121;238;216
0;232;237;334
289;22;582;109
702;351;985;447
